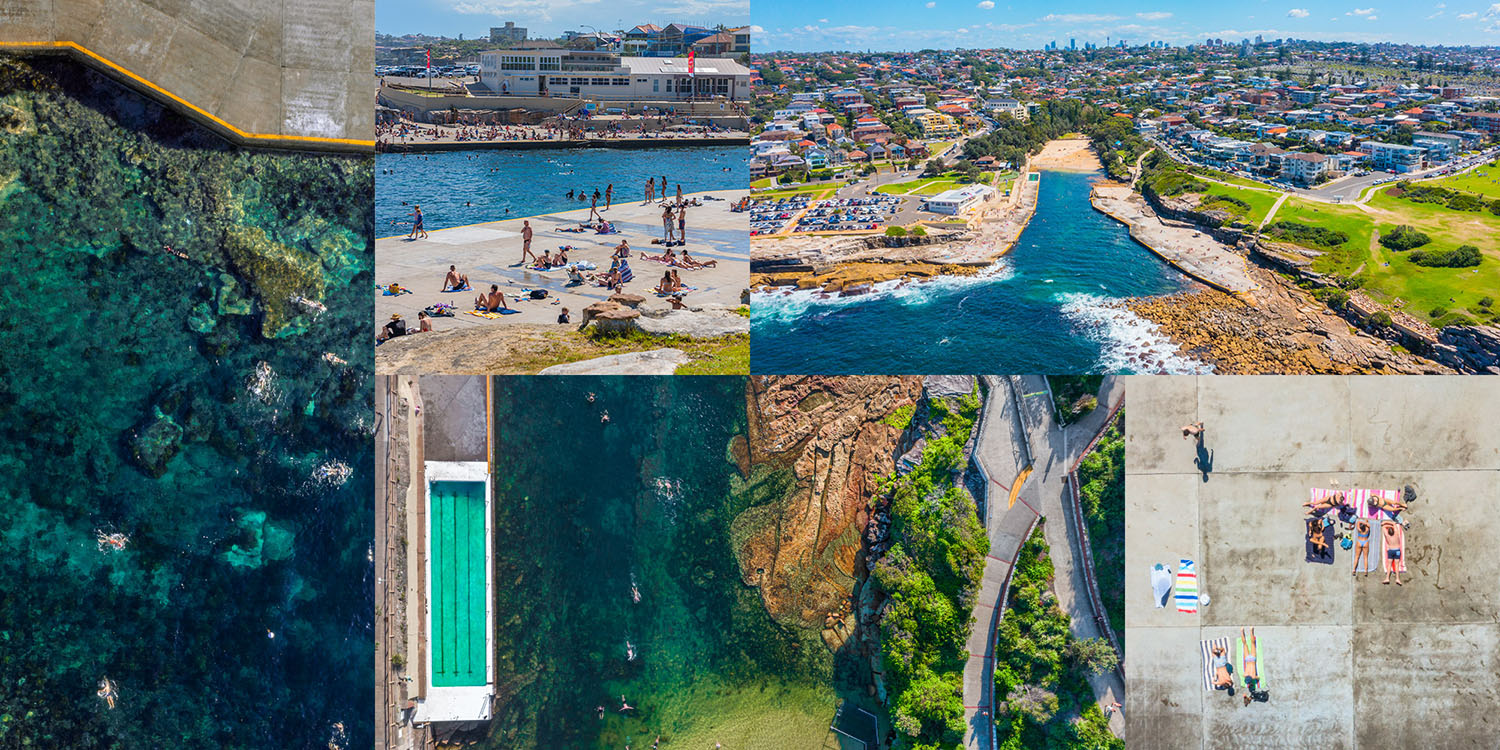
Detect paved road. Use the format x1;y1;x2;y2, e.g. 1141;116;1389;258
961;376;1126;748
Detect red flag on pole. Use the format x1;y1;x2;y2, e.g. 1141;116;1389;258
688;51;695;77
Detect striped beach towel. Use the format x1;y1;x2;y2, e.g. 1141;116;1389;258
1349;488;1399;519
1176;559;1199;614
1234;634;1266;691
1201;637;1230;690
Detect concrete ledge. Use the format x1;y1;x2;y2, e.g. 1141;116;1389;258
1;0;373;152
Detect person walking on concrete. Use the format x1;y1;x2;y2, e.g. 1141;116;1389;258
1181;422;1204;441
662;205;676;243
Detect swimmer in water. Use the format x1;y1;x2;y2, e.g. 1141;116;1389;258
620;695;633;712
586;392;596;403
601;410;611;424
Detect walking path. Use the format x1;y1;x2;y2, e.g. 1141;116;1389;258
1258;193;1291;231
962;377;1126;748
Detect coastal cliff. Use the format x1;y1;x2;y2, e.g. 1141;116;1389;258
737;376;924;652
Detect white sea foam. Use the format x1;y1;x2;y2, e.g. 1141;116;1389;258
1057;292;1213;374
751;258;1015;323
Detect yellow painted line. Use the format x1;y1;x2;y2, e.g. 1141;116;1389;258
2;41;374;148
485;377;493;477
1008;465;1033;509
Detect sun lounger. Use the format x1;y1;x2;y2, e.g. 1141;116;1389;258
1176;559;1198;614
1151;564;1173;608
1306;519;1336;564
1201;637;1230;691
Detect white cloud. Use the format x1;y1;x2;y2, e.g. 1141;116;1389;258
748;24;764;32
1366;14;1378;20
818;18;829;22
1347;7;1376;15
1458;11;1478;19
925;1;936;6
1038;12;1122;22
1137;11;1173;20
1485;3;1500;17
1426;10;1443;18
1286;8;1310;18
977;0;995;8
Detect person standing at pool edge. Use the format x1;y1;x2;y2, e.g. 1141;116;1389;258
409;205;427;240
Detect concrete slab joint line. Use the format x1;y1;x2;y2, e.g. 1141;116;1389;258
1;5;373;151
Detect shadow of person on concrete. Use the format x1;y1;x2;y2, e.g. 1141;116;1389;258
1194;438;1214;482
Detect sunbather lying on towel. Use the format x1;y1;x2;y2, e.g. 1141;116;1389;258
679;248;717;268
1369;495;1408;517
639;247;675;264
475;284;509;312
1308;519;1330;556
1353;519;1372;577
1302;491;1344;514
1382;521;1404;586
442;265;471;292
1240;628;1261;705
1211;646;1233;691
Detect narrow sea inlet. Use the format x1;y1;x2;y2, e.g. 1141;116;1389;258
751;170;1209;374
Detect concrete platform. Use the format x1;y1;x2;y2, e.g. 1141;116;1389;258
375;191;749;335
1124;375;1500;749
1;0;372;149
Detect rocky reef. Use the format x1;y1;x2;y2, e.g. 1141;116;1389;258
737;376;924;651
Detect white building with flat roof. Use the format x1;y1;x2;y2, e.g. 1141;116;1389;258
478;49;751;101
924;184;996;214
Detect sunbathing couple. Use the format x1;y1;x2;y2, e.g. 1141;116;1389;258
1211;629;1264;706
474;284;509;312
655;270;685;295
557;219;614;234
530;247;569;270
639;244;717;268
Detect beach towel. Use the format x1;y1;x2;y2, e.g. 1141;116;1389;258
1201;637;1230;691
620;265;634;284
1234;634;1266;691
441;286;471;293
1305;519;1336;564
655;285;698;297
1175;559;1198;614
1381;521;1407;573
468;309;521;318
379;285;412;296
1309;487;1340;513
1151;564;1173;608
1353;520;1381;573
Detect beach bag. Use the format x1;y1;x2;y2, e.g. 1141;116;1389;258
529;289;549;300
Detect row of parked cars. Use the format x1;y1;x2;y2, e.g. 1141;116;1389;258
376;64;478;78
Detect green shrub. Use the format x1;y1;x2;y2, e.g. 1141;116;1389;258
1380;224;1432;251
1370;311;1394;328
885;225;908;237
1267;220;1349;248
1409;244;1482;268
911;225;927;236
1448;193;1486;212
1430;306;1447;318
1480;296;1495;308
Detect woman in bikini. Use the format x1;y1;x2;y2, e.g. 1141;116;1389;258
1241;627;1261;705
1352;519;1372;577
680;248;717;268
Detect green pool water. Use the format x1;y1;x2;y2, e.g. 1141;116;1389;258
431;480;488;687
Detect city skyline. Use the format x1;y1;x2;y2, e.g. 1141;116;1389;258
376;0;749;40
752;0;1500;52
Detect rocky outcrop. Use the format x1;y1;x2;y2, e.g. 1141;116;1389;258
736;376;924;647
1124;266;1456;374
1435;326;1500;374
127;408;184;478
1140;187;1248;245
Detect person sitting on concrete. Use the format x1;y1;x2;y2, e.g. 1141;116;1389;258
377;314;407;342
442;265;471;291
475;284;509;312
1308;519;1330;557
679;248;717;268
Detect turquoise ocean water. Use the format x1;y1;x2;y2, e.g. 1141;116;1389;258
0;58;373;748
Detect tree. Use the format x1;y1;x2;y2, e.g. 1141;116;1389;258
1067;637;1119;675
1002;684;1059;724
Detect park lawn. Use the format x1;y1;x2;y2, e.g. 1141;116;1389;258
750;177;776;189
1276;195;1500;321
1414;161;1500;200
1198;184;1281;226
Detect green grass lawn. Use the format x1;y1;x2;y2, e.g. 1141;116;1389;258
1413;161;1500;200
753;183;841;201
873;171;993;196
1199;185;1280;226
750;177;776;189
1273;195;1500;322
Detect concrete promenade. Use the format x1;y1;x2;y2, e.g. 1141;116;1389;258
1091;185;1259;296
374;191;749;334
1;0;373;148
1126;376;1500;749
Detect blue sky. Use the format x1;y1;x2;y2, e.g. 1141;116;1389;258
377;0;748;38
751;0;1500;51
